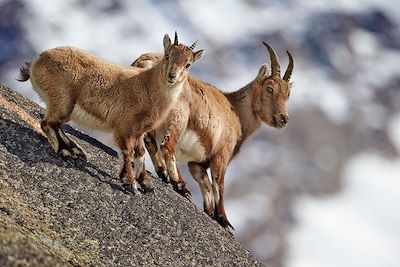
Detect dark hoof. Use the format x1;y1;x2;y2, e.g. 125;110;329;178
122;182;140;194
58;148;75;158
73;148;87;161
178;189;192;201
120;174;139;194
216;216;235;235
173;183;192;200
157;170;170;183
224;225;235;235
183;191;192;201
139;179;154;193
204;209;215;219
58;146;87;161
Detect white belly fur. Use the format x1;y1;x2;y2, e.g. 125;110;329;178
175;129;206;162
70;105;112;132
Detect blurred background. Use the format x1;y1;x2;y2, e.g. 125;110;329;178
1;0;400;266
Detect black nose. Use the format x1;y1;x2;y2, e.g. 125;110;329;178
168;72;176;80
280;114;289;125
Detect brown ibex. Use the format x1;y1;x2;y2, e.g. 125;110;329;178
132;43;293;232
17;32;205;194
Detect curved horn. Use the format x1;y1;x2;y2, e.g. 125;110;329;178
174;31;178;45
283;51;294;81
263;42;281;77
189;40;198;51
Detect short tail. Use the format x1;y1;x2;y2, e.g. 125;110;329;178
16;61;31;82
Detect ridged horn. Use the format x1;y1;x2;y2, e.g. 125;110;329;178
174;31;178;45
283;51;294;81
189;40;198;51
263;42;281;77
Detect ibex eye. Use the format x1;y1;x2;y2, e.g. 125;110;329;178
166;55;169;60
266;87;273;94
185;63;191;68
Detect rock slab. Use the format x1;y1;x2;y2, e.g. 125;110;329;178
0;84;264;267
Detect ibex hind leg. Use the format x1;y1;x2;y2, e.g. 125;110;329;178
57;128;86;160
210;158;234;235
188;162;214;216
41;99;86;160
133;141;154;193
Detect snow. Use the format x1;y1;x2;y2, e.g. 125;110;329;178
288;153;400;267
21;0;173;59
226;193;272;230
300;0;400;16
290;68;350;123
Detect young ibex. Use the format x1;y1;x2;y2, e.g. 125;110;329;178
17;32;205;193
132;43;293;232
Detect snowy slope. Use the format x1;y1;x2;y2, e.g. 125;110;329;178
289;153;400;267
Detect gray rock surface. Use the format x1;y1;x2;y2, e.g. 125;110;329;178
0;84;264;267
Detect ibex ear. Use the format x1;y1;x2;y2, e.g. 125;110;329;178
256;64;269;83
163;34;171;53
193;49;205;63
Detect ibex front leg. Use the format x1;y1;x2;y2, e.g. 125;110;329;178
160;130;191;200
144;132;168;183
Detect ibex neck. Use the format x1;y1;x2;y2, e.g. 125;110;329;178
148;61;166;85
225;81;262;144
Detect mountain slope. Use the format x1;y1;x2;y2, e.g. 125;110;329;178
0;84;263;267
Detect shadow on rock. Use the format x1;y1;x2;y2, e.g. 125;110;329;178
0;119;128;194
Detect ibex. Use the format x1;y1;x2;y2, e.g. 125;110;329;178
17;32;205;193
131;43;293;232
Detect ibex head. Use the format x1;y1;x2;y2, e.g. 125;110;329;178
162;31;205;85
252;42;294;129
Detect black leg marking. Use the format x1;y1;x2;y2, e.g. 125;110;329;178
216;215;235;235
172;182;192;201
157;169;170;183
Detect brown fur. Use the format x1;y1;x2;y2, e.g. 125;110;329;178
18;33;205;193
132;43;293;232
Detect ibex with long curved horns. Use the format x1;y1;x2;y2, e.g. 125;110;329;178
18;32;205;193
132;42;293;233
